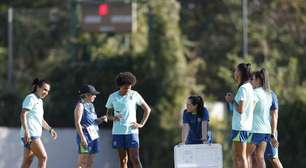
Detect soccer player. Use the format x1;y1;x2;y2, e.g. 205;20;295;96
181;96;210;144
264;91;283;168
248;69;273;168
105;72;151;168
74;84;107;168
20;78;58;168
225;63;256;168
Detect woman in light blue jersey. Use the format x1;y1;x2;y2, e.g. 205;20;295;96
105;72;151;168
248;69;273;168
74;84;107;168
20;78;58;168
225;63;256;168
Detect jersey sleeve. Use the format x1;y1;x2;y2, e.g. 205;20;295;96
234;86;247;103
202;107;209;121
22;95;36;111
105;94;114;109
183;110;189;124
135;91;145;106
270;92;279;111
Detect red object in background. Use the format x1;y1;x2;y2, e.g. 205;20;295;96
98;4;109;16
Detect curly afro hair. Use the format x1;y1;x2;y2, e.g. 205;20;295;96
115;72;137;87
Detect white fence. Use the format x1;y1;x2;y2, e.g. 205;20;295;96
0;127;118;168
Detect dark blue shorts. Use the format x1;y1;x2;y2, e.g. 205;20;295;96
186;131;213;144
112;134;139;149
249;133;270;145
265;133;279;159
21;136;40;149
231;130;250;143
76;135;99;154
186;139;203;144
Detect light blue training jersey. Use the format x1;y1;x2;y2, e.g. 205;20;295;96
232;82;257;131
105;90;144;135
252;87;272;134
20;93;44;138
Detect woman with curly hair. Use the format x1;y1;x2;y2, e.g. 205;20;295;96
105;72;151;168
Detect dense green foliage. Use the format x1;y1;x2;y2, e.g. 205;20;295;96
179;0;306;167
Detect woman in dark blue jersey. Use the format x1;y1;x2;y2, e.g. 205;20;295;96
74;84;106;168
181;96;210;144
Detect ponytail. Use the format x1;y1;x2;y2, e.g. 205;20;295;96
254;68;270;92
237;63;252;87
261;68;271;92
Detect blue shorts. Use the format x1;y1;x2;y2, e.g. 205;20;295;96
231;130;250;143
249;133;270;145
112;134;139;149
21;136;40;149
76;135;99;154
265;133;279;159
186;131;213;144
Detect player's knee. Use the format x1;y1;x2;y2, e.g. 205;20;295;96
235;154;246;163
79;158;88;167
27;156;34;164
235;152;244;159
120;157;128;164
38;153;48;162
87;158;94;167
22;157;34;167
130;154;141;164
272;158;281;164
255;153;264;161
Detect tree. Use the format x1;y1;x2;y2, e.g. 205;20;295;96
178;0;306;167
